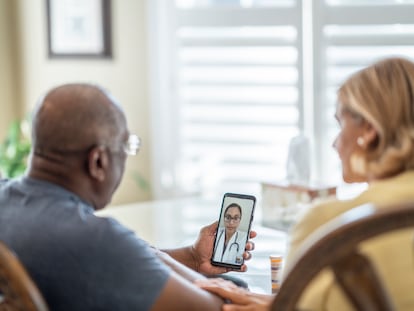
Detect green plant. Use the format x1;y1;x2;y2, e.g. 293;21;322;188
0;120;31;178
131;170;150;192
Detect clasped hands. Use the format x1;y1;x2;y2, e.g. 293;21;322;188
192;222;272;311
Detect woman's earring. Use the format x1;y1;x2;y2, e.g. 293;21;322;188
357;137;365;147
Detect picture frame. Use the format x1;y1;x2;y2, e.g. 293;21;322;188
46;0;112;58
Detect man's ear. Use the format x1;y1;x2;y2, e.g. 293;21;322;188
87;146;108;182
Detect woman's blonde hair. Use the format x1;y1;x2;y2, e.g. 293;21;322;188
338;57;414;179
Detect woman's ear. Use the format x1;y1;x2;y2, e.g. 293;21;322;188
362;121;378;147
87;146;108;181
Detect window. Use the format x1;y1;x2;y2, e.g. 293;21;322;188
147;0;414;199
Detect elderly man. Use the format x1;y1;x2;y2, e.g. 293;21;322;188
0;83;255;310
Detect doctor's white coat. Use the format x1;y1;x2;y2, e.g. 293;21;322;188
212;228;247;265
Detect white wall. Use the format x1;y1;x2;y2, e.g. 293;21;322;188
0;0;19;136
8;0;152;204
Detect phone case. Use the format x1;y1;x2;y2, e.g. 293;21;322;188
211;192;256;270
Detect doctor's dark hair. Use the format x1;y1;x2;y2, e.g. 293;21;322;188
224;203;242;218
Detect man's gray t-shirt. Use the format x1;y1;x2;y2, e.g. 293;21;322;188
0;177;171;310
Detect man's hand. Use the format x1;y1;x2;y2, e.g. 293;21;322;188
191;221;257;275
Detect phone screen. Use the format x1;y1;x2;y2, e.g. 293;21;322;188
211;193;256;270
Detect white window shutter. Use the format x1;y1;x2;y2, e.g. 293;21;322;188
314;0;414;184
150;0;303;198
148;0;414;199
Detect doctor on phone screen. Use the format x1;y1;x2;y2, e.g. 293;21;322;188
213;203;248;265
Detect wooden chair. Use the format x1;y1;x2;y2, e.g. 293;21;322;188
271;201;414;311
0;241;48;311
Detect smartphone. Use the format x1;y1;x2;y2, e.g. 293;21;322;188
211;192;256;270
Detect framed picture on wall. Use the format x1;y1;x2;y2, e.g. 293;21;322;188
46;0;112;58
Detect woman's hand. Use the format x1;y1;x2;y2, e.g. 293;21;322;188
195;278;273;311
192;222;257;274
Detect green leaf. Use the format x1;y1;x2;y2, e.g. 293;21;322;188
131;170;150;192
0;119;31;178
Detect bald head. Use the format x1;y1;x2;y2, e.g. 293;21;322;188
28;83;130;210
32;83;126;153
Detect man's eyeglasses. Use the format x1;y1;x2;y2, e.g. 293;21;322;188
34;134;141;157
123;134;141;156
224;215;241;223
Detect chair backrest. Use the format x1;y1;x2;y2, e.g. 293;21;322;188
0;241;48;311
271;201;414;311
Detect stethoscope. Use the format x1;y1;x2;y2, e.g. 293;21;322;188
215;229;240;256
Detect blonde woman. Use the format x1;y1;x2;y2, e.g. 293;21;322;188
197;57;414;310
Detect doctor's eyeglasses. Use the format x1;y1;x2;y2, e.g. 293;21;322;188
224;215;241;223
